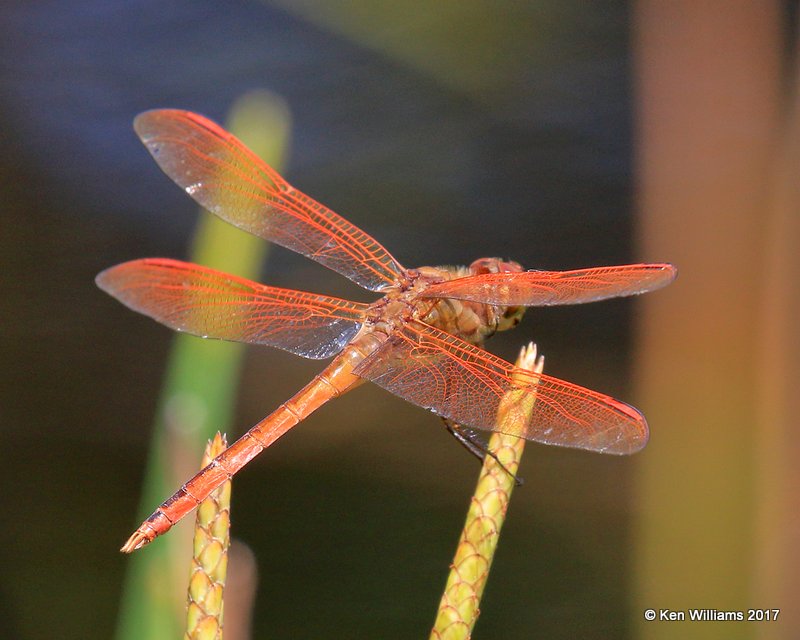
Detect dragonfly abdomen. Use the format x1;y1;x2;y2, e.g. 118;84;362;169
120;347;366;552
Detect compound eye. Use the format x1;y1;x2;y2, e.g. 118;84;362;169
469;257;499;275
469;258;524;275
498;260;524;274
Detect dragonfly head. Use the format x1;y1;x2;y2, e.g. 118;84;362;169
468;257;523;276
468;258;526;332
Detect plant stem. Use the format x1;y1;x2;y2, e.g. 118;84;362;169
430;343;544;640
185;433;231;640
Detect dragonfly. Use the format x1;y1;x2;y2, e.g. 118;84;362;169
97;110;676;553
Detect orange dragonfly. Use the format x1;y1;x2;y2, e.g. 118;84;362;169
97;110;676;553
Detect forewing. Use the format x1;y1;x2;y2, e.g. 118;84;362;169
421;263;677;306
134;110;405;291
96;258;368;359
354;320;648;454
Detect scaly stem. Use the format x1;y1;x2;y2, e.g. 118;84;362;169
430;343;544;640
185;433;232;640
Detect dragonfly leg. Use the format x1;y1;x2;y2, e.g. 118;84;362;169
443;419;524;486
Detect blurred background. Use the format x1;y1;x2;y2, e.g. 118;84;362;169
1;2;797;639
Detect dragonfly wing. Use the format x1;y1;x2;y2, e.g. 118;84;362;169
421;263;677;306
354;319;648;454
96;258;368;359
134;110;405;291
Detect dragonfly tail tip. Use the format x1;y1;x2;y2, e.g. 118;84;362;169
120;530;151;553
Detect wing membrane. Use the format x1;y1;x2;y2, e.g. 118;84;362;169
354;319;647;454
134;110;404;291
421;263;677;306
96;258;368;359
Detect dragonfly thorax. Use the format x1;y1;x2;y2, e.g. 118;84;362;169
410;259;527;345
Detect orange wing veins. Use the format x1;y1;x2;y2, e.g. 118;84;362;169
134;110;405;291
96;258;368;359
421;263;677;306
354;319;648;454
